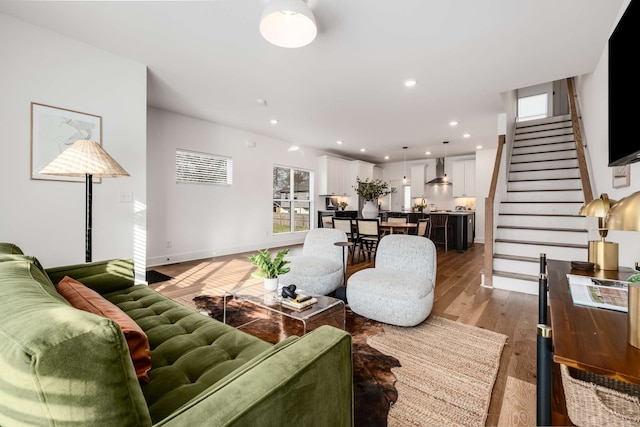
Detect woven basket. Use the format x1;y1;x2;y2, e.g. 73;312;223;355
561;364;640;426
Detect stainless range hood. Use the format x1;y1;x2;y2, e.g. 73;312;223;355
427;157;451;185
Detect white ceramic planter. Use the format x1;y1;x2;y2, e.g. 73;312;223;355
264;277;278;291
361;200;379;219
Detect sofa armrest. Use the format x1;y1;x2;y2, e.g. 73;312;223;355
156;325;354;427
46;258;135;294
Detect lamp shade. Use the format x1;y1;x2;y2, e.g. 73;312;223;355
579;193;616;218
259;0;317;48
606;191;640;231
39;140;129;178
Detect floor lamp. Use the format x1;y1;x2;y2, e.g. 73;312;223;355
39;139;129;262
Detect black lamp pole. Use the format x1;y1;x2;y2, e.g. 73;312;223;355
85;173;93;263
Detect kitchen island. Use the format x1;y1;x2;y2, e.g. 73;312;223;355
386;210;475;252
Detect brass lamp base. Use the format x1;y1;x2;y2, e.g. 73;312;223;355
629;285;640;349
587;240;618;271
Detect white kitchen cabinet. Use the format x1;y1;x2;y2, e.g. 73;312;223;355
410;165;426;197
452;160;475;197
317;156;350;196
349;160;374;196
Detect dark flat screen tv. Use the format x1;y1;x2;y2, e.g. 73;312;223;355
609;0;640;166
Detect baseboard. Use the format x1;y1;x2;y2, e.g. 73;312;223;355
147;236;306;267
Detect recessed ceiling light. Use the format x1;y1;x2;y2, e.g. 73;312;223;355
336;140;343;145
270;119;278;124
404;79;417;87
360;148;366;152
463;133;471;138
288;145;300;152
476;145;483;149
425;151;431;155
384;155;389;160
449;121;458;127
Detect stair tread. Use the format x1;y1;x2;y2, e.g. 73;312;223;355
511;157;576;164
499;213;584;217
506;188;582;192
493;254;539;263
508;177;580;182
493;270;538;282
500;200;583;204
512;148;576;156
510;166;579;172
497;225;587;233
495;238;587;249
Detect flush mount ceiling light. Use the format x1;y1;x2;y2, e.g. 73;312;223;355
260;0;317;48
404;79;417;87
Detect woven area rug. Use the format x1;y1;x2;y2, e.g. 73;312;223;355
368;316;508;427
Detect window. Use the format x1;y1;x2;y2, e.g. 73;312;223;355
403;185;411;210
273;166;311;234
517;93;548;122
176;149;232;185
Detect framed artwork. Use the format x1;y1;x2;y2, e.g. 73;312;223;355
612;164;630;188
31;102;102;182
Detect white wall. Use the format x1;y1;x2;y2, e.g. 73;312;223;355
576;0;640;270
0;14;147;278
147;108;326;266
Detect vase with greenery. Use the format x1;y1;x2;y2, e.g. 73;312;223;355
248;248;291;291
354;178;394;219
338;201;348;211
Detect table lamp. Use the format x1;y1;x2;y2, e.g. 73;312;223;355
39;140;129;263
579;193;618;270
605;190;640;348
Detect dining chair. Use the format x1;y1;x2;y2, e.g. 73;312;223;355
332;217;356;262
355;218;381;263
319;213;334;228
429;213;451;251
416;218;430;237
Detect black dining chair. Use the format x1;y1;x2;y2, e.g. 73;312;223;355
332;217;356;262
416;218;430;237
355;218;381;263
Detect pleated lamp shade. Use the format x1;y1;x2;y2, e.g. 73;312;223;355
39;140;129;178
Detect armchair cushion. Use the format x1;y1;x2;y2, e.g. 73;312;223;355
285;255;341;277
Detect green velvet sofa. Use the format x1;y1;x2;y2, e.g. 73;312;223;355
0;243;353;426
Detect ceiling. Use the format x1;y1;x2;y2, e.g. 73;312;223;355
0;0;626;163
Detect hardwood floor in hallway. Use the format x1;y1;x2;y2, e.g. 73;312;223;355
149;242;540;426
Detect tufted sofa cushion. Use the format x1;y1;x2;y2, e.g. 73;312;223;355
102;285;273;424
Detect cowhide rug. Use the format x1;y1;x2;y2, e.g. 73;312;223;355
193;295;399;427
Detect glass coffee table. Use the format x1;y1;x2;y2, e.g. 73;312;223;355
223;283;345;335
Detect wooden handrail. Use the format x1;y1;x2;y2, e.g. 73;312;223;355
566;77;594;203
483;134;506;287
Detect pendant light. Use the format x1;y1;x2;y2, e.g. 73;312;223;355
402;147;409;184
442;141;449;183
259;0;317;48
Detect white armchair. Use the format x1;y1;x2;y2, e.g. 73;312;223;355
346;234;437;326
278;228;347;295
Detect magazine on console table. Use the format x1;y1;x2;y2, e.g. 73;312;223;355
566;274;629;312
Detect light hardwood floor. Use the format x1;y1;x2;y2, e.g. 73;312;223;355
149;242;540;426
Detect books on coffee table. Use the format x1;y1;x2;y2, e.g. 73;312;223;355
280;295;318;311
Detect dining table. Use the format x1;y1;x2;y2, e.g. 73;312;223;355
378;222;418;234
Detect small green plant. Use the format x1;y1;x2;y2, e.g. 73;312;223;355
338;201;348;210
248;248;291;279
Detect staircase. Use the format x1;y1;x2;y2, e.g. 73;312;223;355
491;114;588;294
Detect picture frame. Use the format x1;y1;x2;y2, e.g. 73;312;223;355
612;164;630;188
31;102;102;182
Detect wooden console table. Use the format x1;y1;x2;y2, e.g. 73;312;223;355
547;259;640;385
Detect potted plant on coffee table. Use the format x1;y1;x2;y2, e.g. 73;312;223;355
248;248;291;291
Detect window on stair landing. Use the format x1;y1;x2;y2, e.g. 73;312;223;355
273;166;312;234
517;93;548;122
